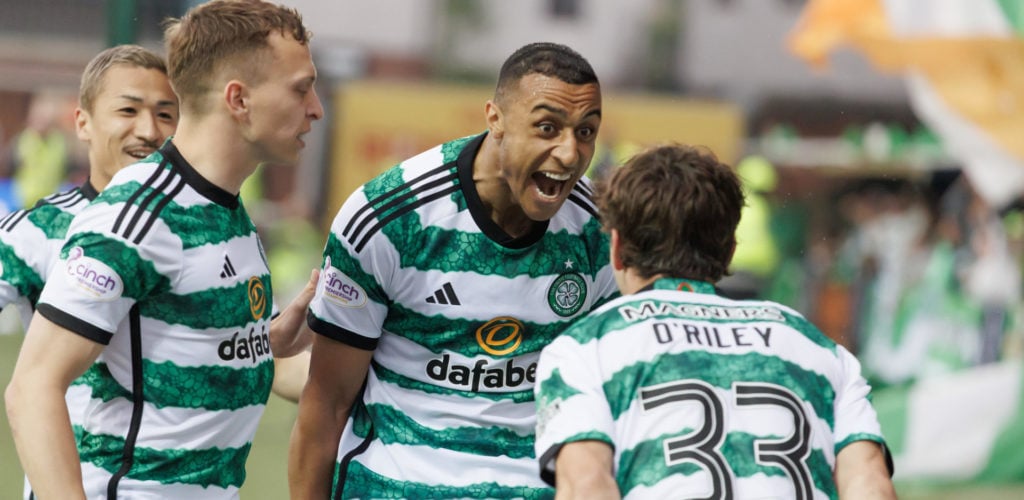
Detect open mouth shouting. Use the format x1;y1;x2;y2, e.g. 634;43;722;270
532;171;573;202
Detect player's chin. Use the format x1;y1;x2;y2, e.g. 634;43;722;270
523;198;567;222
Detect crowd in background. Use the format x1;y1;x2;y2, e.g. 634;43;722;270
737;160;1024;390
3;89;1022;393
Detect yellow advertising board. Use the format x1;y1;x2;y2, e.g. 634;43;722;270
328;80;744;216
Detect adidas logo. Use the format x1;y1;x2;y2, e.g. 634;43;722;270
220;254;237;279
426;282;460;305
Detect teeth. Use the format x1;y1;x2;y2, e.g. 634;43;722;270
542;171;571;181
535;186;559;200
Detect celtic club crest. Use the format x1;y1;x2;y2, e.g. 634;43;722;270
547;272;586;317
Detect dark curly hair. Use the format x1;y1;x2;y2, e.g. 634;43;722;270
595;144;745;282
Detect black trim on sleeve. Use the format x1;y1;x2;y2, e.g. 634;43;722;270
538;443;563;487
306;309;379;351
36;303;114;345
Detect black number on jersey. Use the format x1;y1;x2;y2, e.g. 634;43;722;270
639;380;813;500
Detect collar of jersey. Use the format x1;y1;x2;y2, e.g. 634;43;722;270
649;277;716;295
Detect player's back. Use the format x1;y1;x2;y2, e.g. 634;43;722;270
536;277;885;500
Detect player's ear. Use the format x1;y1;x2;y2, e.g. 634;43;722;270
485;100;504;140
224;80;249;121
74;107;92;142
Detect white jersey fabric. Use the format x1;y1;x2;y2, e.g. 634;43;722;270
535;277;888;500
37;141;274;499
307;133;618;499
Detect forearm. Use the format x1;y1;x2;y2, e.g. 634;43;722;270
270;269;319;357
6;380;85;499
288;394;349;498
272;350;310;403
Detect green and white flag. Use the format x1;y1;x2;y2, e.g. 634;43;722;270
790;0;1024;206
874;359;1024;485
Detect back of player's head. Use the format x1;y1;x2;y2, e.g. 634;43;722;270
494;42;598;104
79;45;167;113
163;0;310;114
596;144;745;283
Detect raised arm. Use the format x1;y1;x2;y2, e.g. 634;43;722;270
288;334;374;499
5;312;104;500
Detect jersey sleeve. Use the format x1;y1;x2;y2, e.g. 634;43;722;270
36;202;179;345
0;209;49;311
306;189;392;350
534;327;615;486
832;344;887;452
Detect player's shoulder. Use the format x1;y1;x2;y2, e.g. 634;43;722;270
334;135;477;247
0;186;88;237
711;294;839;352
553;176;601;229
556;293;637;345
98;155;170;204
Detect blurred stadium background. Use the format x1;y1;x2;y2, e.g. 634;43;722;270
3;0;1024;497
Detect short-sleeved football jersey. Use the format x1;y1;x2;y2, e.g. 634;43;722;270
307;133;618;499
0;183;98;500
0;184;97;329
37;141;274;499
535;278;887;500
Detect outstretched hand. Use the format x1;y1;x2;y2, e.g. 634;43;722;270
270;268;319;358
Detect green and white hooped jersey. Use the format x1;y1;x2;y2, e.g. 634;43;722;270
37;141;274;499
0;183;97;329
0;184;98;500
534;278;887;499
307;133;618;499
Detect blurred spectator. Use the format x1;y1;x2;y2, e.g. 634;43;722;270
11;93;70;208
720;154;781;299
822;171;1024;388
0;121;17;217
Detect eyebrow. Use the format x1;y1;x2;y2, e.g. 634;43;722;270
115;94;177;107
531;104;601;120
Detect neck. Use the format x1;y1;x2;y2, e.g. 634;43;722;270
472;134;533;238
170;113;257;195
620;268;663;295
87;160;112;192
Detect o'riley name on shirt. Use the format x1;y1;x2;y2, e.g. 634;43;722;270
652;321;772;348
